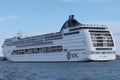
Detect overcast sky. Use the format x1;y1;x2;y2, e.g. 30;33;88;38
0;0;120;56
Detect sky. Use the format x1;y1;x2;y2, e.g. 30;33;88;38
0;0;120;56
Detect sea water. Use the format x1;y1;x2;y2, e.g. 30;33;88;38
0;60;120;80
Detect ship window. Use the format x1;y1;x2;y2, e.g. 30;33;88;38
64;31;79;36
46;47;52;52
69;27;106;31
69;28;79;31
85;27;105;29
96;48;112;50
96;37;103;39
89;30;110;33
11;45;63;55
33;48;39;53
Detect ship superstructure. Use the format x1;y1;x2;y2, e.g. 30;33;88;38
2;15;116;62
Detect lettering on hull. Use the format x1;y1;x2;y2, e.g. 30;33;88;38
66;52;79;60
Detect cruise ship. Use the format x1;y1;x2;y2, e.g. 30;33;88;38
2;15;116;62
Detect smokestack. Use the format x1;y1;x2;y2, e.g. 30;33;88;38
69;15;74;20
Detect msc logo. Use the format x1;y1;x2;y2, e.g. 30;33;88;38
66;52;71;60
66;52;79;60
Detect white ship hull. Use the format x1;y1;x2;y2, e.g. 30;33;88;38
5;53;88;62
3;50;116;62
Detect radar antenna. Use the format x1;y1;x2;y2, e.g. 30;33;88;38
17;30;22;39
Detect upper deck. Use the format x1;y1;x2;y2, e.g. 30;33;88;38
3;15;110;47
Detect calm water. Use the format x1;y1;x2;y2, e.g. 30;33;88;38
0;60;120;80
